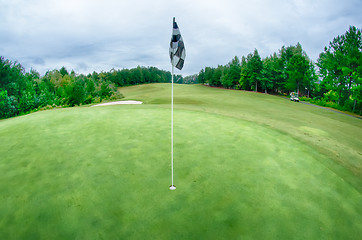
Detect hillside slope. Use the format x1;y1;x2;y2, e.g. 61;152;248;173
120;83;362;190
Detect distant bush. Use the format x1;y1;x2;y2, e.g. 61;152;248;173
0;90;18;119
309;98;346;112
18;90;39;113
38;105;56;111
110;91;124;100
93;96;101;104
299;96;311;102
297;94;360;114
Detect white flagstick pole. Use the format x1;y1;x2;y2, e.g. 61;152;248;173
170;65;176;190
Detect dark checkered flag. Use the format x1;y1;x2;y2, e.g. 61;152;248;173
169;17;185;70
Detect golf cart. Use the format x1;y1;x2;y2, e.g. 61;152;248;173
290;92;299;102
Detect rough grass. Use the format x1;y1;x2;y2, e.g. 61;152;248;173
0;83;361;239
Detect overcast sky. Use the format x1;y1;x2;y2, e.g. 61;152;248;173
1;0;361;76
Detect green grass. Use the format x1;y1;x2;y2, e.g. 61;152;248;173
0;83;361;239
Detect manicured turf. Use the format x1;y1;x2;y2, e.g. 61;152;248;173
0;83;361;239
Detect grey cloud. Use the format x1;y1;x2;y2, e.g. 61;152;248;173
31;57;45;65
0;0;361;76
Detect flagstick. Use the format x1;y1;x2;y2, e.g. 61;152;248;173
170;65;176;190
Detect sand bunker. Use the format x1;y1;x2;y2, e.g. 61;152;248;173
93;100;143;107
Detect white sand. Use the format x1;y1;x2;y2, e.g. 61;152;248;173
92;100;143;107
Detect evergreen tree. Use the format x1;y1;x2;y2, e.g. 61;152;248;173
221;56;241;89
243;49;263;92
317;26;362;112
286;54;311;94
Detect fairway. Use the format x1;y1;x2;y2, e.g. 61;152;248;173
0;84;361;239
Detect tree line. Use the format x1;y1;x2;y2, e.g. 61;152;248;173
1;26;360;118
0;61;184;119
198;26;361;114
198;43;316;95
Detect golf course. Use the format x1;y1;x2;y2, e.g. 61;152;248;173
0;83;361;239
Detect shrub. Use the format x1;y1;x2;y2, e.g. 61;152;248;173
299;96;311;102
93;96;101;103
110;92;124;100
18;91;38;114
0;90;18;119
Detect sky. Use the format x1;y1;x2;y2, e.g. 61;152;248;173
1;0;361;76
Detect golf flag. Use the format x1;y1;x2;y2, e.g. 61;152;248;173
169;17;186;70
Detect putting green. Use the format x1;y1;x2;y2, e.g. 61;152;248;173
0;104;361;239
